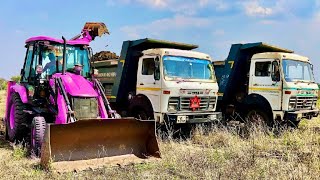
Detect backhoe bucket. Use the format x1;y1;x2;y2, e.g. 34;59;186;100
83;22;110;38
40;118;160;172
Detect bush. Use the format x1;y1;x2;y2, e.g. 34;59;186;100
10;76;20;83
0;78;6;90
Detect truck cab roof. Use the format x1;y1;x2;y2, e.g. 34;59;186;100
252;52;309;62
142;48;212;60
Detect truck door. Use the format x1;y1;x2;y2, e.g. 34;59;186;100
249;59;282;110
136;56;161;112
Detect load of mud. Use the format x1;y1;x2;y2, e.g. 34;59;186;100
93;51;119;61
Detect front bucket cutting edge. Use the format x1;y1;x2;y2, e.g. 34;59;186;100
40;118;160;171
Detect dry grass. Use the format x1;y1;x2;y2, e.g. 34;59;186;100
0;91;320;179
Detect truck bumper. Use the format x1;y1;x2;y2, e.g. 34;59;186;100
286;109;319;121
165;112;222;124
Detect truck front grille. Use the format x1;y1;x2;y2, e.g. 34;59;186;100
168;96;216;111
289;96;318;110
72;97;99;119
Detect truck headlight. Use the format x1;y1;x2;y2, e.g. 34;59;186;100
168;105;177;112
288;104;294;110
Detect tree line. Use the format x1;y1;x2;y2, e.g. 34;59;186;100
0;76;20;90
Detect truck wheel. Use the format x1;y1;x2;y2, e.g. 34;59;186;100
134;109;149;120
6;93;29;142
246;109;272;127
288;120;300;128
31;117;46;157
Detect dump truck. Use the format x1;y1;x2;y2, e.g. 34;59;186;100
213;42;319;126
92;38;222;127
3;23;160;171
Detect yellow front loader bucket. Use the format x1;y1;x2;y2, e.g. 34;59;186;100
40;118;160;172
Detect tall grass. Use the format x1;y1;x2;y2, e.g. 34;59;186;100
0;91;320;179
0;90;5;133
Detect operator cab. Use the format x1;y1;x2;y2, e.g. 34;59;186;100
22;36;92;83
21;36;92;105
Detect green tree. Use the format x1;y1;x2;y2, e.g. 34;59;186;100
0;78;6;90
10;75;20;83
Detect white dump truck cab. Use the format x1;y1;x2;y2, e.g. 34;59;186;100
136;48;222;124
214;42;318;126
250;52;319;123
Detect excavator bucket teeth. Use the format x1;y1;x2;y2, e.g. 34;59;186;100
40;118;160;172
83;22;110;37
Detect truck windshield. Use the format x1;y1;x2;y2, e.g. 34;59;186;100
282;59;315;82
41;44;90;77
163;55;214;81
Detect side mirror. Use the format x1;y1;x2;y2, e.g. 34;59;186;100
154;57;160;80
271;60;280;82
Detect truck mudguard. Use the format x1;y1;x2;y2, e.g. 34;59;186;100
243;93;273;118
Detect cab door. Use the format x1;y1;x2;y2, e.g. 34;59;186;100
249;59;282;110
21;44;40;83
136;56;162;112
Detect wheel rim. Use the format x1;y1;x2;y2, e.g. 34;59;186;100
9;105;15;130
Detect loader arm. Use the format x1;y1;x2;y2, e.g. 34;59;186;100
55;77;75;123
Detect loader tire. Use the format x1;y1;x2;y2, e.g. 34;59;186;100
5;119;8;140
6;93;29;143
31;117;46;157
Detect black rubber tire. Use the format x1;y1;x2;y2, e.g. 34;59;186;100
4;119;9;140
133;109;149;120
30;117;46;157
246;108;272;127
288;120;300;128
6;93;29;142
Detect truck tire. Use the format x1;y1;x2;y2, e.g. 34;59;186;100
6;93;29;142
134;109;148;120
246;108;272;127
129;95;154;120
30;117;46;157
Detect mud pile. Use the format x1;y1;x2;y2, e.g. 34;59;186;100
93;51;119;61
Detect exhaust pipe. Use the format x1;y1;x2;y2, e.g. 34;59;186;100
62;36;67;75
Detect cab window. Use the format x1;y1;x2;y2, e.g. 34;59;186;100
255;62;271;77
142;58;155;75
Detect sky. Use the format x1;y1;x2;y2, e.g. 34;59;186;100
1;0;320;81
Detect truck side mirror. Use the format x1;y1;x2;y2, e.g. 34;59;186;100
271;60;280;82
154;57;160;80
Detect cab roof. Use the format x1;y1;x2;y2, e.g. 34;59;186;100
252;52;309;62
25;36;89;45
